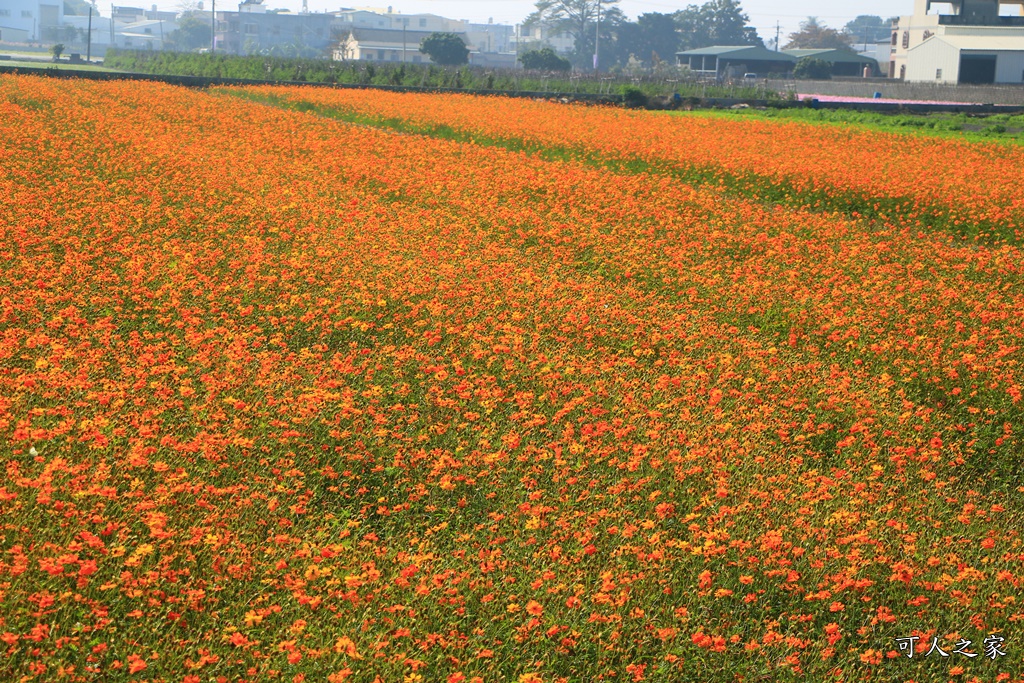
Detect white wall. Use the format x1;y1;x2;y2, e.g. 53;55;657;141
0;24;30;41
995;50;1024;82
0;0;50;39
906;37;961;82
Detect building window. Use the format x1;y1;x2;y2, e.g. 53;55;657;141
390;50;398;61
413;55;421;62
936;68;942;79
22;10;32;17
889;61;895;78
891;31;897;46
902;31;909;49
364;52;373;59
923;30;933;40
378;49;385;59
144;28;152;34
419;18;426;27
244;23;258;35
0;10;9;17
900;64;906;79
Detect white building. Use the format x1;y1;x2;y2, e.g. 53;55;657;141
334;26;440;63
332;9;390;29
116;17;176;49
0;0;62;42
891;0;1024;82
514;21;574;55
905;32;1024;82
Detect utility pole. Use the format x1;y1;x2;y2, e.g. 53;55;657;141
211;0;215;53
593;0;600;71
86;5;92;61
402;18;406;62
775;21;780;51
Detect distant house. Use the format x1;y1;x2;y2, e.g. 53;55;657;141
467;20;514;54
676;45;797;79
332;9;391;30
514;20;574;55
334;27;447;63
391;13;467;34
0;0;63;41
214;2;334;55
116;19;176;50
782;48;879;76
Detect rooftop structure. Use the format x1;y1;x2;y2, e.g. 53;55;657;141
891;0;1024;81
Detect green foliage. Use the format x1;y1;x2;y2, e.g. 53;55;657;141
525;0;624;69
519;47;572;71
50;43;65;62
419;32;469;66
169;14;212;52
717;106;1024;145
620;85;648;108
674;0;763;51
843;15;891;43
101;48;786;101
62;0;93;15
613;12;679;67
792;57;832;80
784;17;851;49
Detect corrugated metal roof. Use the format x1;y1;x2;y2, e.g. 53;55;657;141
917;34;1024;51
676;45;797;62
783;48;877;64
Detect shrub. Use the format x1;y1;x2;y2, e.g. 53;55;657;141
519;47;571;72
419;33;469;66
621;86;648;109
793;57;832;80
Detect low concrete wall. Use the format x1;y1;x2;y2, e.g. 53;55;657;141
770;77;1024;105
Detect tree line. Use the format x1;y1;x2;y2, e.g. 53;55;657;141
518;0;896;70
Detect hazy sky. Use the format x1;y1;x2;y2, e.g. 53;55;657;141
165;0;914;46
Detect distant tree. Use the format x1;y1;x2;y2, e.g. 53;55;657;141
675;0;762;51
614;12;678;67
50;43;65;61
63;0;94;15
420;32;469;66
842;15;890;44
519;46;571;71
168;13;212;51
784;17;851;49
793;56;831;79
525;0;624;69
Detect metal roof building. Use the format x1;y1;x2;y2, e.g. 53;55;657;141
676;45;797;79
782;48;880;76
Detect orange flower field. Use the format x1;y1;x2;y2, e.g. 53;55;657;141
227;84;1024;241
1;75;1023;683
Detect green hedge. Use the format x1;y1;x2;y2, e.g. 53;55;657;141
102;48;785;100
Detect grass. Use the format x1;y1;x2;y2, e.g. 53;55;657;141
693;106;1024;145
0;59;117;73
